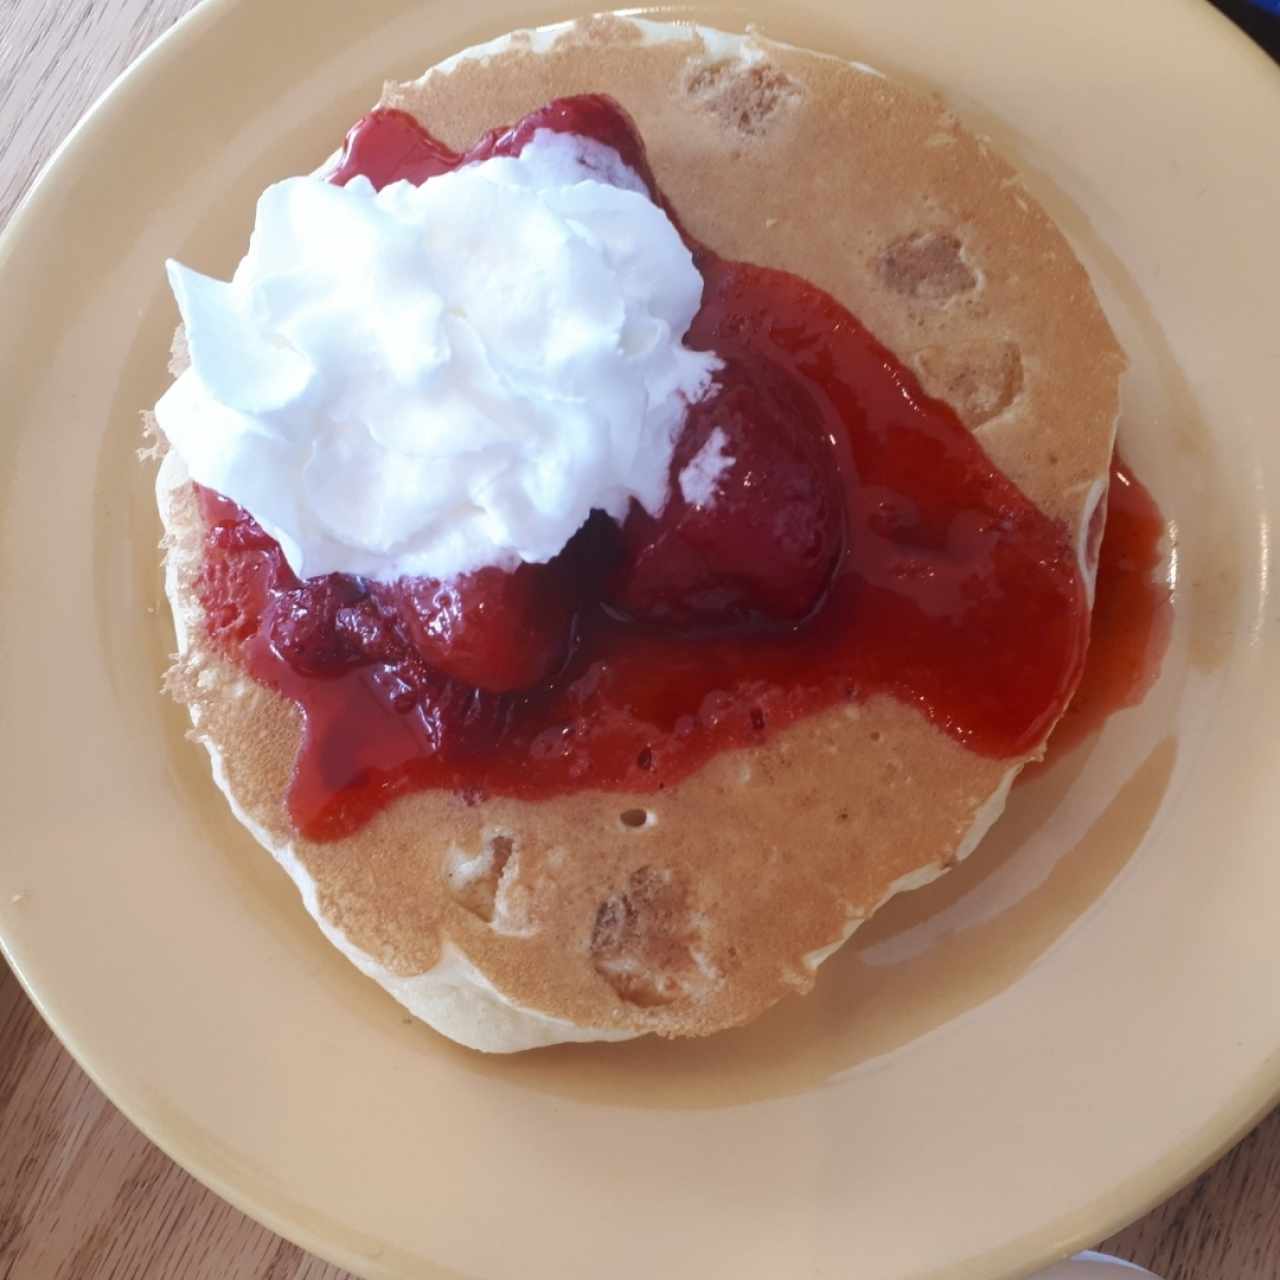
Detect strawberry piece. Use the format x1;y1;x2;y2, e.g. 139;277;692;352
610;356;845;627
465;95;659;197
266;575;380;677
389;561;575;694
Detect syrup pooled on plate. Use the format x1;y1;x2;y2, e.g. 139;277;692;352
197;96;1094;840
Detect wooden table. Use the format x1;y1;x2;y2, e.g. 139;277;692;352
1;2;1277;1276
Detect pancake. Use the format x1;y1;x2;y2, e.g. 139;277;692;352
152;15;1124;1051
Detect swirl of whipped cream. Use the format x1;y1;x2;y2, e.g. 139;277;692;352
153;130;720;582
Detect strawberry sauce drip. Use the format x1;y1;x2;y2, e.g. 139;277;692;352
1026;458;1172;775
196;97;1100;841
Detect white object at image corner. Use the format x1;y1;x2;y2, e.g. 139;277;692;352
1031;1253;1160;1278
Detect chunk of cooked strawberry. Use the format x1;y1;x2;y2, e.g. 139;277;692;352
466;94;658;197
389;561;576;694
609;356;845;627
266;575;379;677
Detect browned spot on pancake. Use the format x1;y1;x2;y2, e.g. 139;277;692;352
912;339;1025;428
446;834;515;924
879;231;977;301
591;867;707;1007
682;59;803;136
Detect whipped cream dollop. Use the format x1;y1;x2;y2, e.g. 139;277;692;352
154;130;720;582
678;426;735;508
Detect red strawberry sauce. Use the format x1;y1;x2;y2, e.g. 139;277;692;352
192;97;1135;841
1024;458;1172;777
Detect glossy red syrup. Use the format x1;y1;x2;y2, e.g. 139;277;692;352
1025;458;1172;776
197;97;1093;841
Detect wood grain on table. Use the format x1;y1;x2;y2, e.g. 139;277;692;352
0;1;1277;1277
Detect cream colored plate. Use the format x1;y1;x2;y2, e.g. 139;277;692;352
1;1;1277;1277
